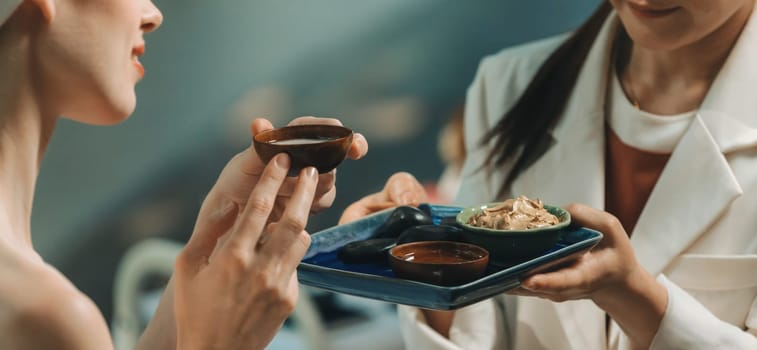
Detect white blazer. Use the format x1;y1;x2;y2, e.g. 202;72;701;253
399;11;757;350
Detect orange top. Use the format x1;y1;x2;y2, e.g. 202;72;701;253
605;128;670;235
604;69;695;235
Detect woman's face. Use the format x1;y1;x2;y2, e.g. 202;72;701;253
35;0;162;125
609;0;754;51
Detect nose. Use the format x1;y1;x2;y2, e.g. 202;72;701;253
141;1;164;33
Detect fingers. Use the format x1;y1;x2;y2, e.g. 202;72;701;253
267;170;336;215
564;203;627;245
521;266;586;295
315;170;336;197
339;202;369;225
507;287;539;297
244;118;276;175
507;287;572;303
338;172;425;225
519;254;603;300
385;172;427;206
276;170;335;198
179;200;238;273
223;153;291;252
251;118;275;135
229;148;267;191
288;116;343;127
338;193;396;224
347;133;368;160
339;199;372;225
268;197;288;223
311;185;336;214
259;223;312;281
258;167;318;272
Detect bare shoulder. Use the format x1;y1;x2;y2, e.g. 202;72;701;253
0;257;113;350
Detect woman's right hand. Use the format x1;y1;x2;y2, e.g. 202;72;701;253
173;154;317;350
339;171;428;224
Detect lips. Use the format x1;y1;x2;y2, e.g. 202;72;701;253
626;1;680;18
132;44;146;79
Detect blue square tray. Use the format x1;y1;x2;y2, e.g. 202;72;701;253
298;204;602;310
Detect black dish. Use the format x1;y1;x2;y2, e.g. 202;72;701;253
337;238;397;264
372;206;432;239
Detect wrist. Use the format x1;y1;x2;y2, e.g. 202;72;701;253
592;265;668;347
593;265;665;310
176;332;211;350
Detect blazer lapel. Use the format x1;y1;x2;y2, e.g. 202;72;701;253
630;114;743;276
505;6;757;349
631;6;757;275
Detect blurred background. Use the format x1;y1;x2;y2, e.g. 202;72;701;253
32;0;599;348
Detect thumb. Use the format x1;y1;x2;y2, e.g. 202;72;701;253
384;172;427;206
251;118;274;136
339;198;376;225
209;146;265;206
228;118;273;180
338;193;395;225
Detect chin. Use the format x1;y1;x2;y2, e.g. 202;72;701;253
621;23;690;51
66;94;137;126
94;108;135;126
106;100;136;125
626;34;681;51
619;15;697;51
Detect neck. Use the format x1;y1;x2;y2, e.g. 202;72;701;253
620;3;754;114
0;18;57;250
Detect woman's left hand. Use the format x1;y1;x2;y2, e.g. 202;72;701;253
339;171;427;224
510;203;639;301
509;203;668;348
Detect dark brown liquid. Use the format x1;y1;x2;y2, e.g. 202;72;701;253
401;249;483;264
270;137;336;145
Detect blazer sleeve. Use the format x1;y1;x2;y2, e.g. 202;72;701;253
649;275;757;349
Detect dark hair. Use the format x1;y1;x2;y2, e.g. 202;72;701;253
482;2;613;198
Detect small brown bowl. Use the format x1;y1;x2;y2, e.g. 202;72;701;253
389;241;489;286
253;125;353;176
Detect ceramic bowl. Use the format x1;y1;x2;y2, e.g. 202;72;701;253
388;241;489;286
253;124;353;176
456;202;571;263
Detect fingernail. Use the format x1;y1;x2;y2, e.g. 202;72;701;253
275;154;290;169
521;279;538;291
304;167;317;179
399;192;415;205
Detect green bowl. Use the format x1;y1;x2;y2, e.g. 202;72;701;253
456;202;571;264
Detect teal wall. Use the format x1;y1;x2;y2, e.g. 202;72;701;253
33;1;602;264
